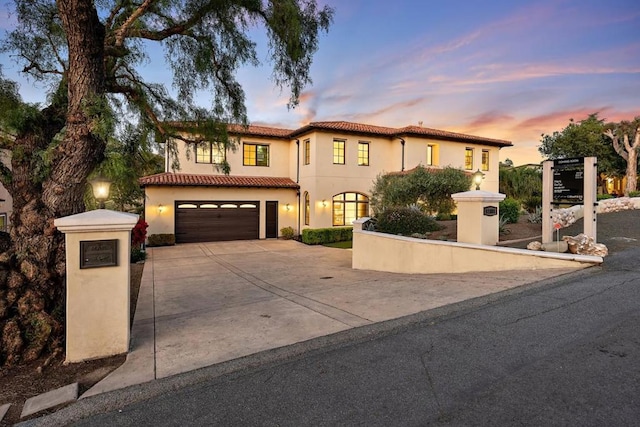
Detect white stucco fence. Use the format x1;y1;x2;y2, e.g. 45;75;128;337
352;218;602;274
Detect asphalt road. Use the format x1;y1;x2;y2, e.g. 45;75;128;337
26;240;640;427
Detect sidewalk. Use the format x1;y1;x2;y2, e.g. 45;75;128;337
82;239;586;398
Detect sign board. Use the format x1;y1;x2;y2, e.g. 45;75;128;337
483;206;498;216
553;157;584;204
80;239;118;269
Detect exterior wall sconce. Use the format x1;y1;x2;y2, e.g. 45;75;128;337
158;204;165;214
89;176;112;209
472;169;485;190
285;203;291;211
322;199;327;207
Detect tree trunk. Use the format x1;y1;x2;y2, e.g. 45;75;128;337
626;151;638;195
0;0;107;366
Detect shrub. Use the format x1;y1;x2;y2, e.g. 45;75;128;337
499;198;520;224
302;227;352;245
147;233;176;247
597;193;613;201
629;191;640;197
130;247;147;263
280;226;295;240
522;196;542;213
375;207;442;236
131;218;148;247
527;206;542;224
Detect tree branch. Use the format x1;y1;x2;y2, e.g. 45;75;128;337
604;129;628;161
114;0;157;46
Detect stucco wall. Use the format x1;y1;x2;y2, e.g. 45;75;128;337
172;136;292;177
144;186;299;238
352;219;601;274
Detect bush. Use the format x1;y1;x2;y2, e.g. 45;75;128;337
301;227;352;245
147;233;176;247
499;198;521;224
131;218;148;247
522;196;542;213
629;191;640;197
597;194;613;201
280;226;295;240
130;247;147;263
376;207;442;236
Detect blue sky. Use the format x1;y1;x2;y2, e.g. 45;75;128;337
1;0;639;165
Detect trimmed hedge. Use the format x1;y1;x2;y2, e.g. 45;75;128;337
376;207;441;235
147;233;176;247
302;227;352;245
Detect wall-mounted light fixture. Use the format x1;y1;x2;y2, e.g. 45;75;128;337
285;203;291;211
472;169;485;191
321;199;327;207
89;176;112;209
158;204;165;214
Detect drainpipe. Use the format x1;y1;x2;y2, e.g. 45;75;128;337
296;139;301;236
399;138;406;171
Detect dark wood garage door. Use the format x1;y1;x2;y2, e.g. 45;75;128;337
175;201;259;243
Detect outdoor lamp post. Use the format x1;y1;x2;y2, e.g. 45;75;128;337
89;176;112;209
472;169;485;190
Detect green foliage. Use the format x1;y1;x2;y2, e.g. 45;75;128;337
376;207;442;236
499;165;542;204
280;226;295;240
370;166;471;216
629;191;640;197
147;234;176;247
499;198;521;224
597;194;614;201
539;113;625;177
130;247;147;263
301;227;352;245
527;207;542;224
522;195;542;213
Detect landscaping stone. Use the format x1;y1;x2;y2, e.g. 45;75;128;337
20;383;78;419
0;403;10;423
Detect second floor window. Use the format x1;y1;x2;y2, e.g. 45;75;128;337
304;139;310;165
196;142;225;164
426;144;435;166
465;148;474;170
482;150;490;171
243;143;269;166
358;142;369;166
333;139;345;164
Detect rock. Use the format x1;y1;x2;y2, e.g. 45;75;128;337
599;197;635;213
563;233;608;257
527;241;543;251
551;208;577;228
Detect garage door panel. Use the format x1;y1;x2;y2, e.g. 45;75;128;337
175;201;259;243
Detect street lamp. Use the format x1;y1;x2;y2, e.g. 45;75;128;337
472;169;485;191
89;176;112;209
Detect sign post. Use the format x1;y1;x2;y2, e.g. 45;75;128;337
542;157;597;244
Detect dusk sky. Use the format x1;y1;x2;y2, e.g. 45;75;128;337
1;0;639;165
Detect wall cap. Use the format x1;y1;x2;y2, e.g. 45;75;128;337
452;190;506;203
55;209;139;233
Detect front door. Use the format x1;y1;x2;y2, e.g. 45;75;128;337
265;201;278;238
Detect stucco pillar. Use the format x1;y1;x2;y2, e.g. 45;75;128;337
55;209;139;363
452;190;506;245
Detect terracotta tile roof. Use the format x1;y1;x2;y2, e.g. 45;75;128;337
168;120;511;147
290;121;512;147
139;173;299;189
226;124;293;139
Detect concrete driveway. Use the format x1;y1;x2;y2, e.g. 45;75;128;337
85;240;583;397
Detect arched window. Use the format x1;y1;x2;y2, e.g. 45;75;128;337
304;192;310;225
332;192;369;226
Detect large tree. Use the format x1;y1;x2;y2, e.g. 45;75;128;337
0;0;333;366
539;113;627;193
604;117;640;195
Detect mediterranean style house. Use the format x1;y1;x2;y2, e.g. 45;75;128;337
140;121;512;243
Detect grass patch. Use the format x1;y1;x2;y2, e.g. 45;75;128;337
323;240;352;249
